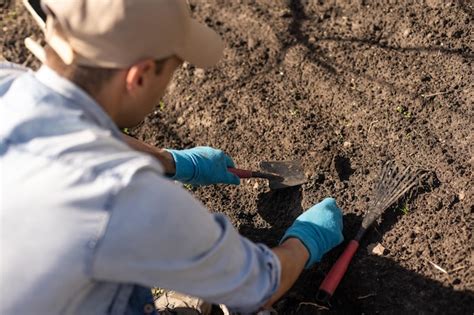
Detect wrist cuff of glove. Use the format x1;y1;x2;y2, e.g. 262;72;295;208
280;223;323;269
165;149;195;183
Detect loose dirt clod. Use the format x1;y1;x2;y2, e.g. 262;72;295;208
367;243;386;256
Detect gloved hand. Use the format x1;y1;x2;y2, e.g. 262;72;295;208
281;197;343;269
165;146;240;186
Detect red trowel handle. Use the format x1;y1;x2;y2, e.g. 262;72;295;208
316;240;360;303
227;168;254;178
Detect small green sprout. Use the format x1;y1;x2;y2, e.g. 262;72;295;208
159;100;165;111
396;105;412;118
183;183;193;191
338;134;344;144
122;128;130;135
400;203;409;215
289;108;299;116
8;10;17;19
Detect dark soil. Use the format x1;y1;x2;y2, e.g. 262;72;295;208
2;0;473;314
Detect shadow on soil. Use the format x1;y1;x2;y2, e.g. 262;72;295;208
285;0;474;101
237;185;474;314
205;0;474;115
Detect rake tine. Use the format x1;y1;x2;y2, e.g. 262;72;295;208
379;161;394;192
377;169;412;208
385;166;414;200
371;164;423;218
381;166;411;204
372;161;393;208
379;170;422;211
373;164;408;213
378;161;393;190
388;165;410;191
380;180;418;212
365;162;423;227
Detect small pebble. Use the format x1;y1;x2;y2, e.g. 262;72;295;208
247;37;256;49
194;69;205;78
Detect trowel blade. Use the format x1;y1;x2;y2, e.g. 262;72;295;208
259;160;307;189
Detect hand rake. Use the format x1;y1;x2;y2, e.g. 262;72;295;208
316;160;425;304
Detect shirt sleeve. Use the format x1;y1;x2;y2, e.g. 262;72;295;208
90;169;281;313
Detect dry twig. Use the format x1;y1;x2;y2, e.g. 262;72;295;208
450;265;467;273
357;293;377;300
425;259;448;274
420;91;452;98
296;302;329;312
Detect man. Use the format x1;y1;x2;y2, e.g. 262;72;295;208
0;0;344;314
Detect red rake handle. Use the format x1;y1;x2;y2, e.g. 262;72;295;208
316;240;360;302
227;167;253;178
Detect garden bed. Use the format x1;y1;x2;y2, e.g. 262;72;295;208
2;1;472;313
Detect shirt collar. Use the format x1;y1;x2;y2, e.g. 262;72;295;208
35;65;123;139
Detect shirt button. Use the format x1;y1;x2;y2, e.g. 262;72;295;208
144;303;155;314
87;240;97;249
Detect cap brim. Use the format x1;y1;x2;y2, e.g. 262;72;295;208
45;17;75;65
177;20;224;69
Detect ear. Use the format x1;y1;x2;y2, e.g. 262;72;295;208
125;59;155;92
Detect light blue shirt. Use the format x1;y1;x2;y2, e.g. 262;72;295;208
0;63;280;314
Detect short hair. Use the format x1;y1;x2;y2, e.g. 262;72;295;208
44;46;167;96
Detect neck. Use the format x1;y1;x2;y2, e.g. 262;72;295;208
93;82;123;124
45;57;125;126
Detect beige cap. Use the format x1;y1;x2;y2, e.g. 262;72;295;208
41;0;224;68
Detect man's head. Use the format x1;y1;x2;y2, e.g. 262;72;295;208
39;0;224;128
45;45;182;128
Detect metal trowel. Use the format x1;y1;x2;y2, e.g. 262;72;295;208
228;160;307;189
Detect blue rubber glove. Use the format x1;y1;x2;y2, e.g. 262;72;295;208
165;146;240;186
281;197;344;269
